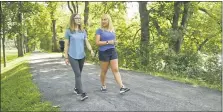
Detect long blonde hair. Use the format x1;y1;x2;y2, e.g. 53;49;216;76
101;14;115;32
69;13;83;32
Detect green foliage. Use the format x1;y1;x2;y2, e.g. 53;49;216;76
86;2;221;91
1;53;17;64
2;1;221;91
1;62;59;111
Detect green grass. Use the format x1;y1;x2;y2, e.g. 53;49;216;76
1;53;18;64
150;71;222;91
1;60;60;111
116;65;222;92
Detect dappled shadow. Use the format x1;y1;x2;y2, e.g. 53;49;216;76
2;62;23;77
1;63;29;88
29;53;221;111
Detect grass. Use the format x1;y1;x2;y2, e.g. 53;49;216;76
1;59;60;111
116;65;222;92
152;72;222;91
1;53;18;64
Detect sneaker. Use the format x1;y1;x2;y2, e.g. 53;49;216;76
74;88;81;95
80;93;88;101
120;86;130;94
100;86;107;92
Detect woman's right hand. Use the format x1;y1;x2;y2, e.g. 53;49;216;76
108;40;117;45
65;58;69;65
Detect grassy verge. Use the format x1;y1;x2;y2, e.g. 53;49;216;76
117;65;221;91
150;71;222;91
1;53;18;64
86;58;222;92
1;60;60;111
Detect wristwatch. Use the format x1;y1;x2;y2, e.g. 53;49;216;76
106;41;108;44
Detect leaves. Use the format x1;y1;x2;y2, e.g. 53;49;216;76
1;1;221;90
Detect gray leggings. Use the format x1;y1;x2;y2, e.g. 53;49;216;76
68;55;85;94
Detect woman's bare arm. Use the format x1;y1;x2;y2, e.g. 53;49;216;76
64;39;69;58
95;34;114;46
85;38;93;51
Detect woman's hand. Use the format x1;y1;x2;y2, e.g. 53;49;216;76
108;40;118;45
90;50;95;57
65;58;69;65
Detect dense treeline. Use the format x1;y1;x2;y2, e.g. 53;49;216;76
0;2;221;90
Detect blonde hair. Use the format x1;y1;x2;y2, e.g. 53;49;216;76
100;14;115;32
69;13;83;32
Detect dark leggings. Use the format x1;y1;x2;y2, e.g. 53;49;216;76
68;55;85;94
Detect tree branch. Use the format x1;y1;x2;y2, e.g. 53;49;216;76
172;1;181;29
132;28;141;44
71;1;76;14
67;1;73;14
76;1;78;13
150;16;164;37
197;31;221;51
181;2;190;28
198;7;221;26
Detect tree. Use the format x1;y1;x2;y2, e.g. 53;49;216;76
138;1;150;66
84;1;89;32
2;3;6;67
67;1;79;14
0;1;2;71
17;1;24;57
47;2;59;52
170;2;190;53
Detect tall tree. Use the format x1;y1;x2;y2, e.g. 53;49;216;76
67;1;79;14
17;1;24;57
138;1;150;66
170;1;190;53
84;1;89;32
47;2;59;52
2;3;6;67
0;1;2;72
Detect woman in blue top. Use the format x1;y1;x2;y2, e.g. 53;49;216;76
64;13;94;101
95;14;130;94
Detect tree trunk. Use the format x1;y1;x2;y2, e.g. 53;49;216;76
174;1;190;53
76;2;78;13
2;14;6;67
138;1;149;66
26;29;29;52
71;2;77;13
1;2;6;67
0;1;2;72
170;1;181;53
23;22;26;54
139;2;149;44
84;1;89;32
17;1;23;57
23;35;27;54
52;20;58;52
172;2;181;30
67;2;73;14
